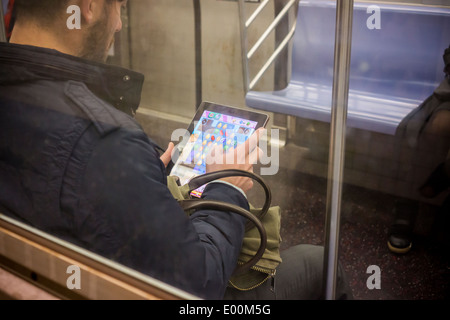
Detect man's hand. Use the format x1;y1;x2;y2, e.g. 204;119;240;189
160;142;175;168
206;128;265;194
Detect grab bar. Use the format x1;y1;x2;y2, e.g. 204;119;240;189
239;0;298;91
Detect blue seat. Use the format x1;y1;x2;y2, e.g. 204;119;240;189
246;0;450;135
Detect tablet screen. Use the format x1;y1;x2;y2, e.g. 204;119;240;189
170;102;269;197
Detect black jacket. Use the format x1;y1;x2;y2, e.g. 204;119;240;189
396;77;450;149
0;43;248;299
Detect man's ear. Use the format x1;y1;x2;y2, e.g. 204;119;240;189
78;0;97;25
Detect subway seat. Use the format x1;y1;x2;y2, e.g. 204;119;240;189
246;1;450;135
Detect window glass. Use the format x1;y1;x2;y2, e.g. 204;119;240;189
1;0;448;300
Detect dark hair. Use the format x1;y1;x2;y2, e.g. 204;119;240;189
14;0;71;26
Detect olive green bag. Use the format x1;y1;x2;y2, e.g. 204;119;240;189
167;169;282;291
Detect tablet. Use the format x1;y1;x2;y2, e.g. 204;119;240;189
170;101;269;198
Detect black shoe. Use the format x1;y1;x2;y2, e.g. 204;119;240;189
387;199;417;254
388;223;413;254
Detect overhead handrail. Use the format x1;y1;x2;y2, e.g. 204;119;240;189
239;0;298;91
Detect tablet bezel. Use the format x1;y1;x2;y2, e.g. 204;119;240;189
168;101;269;183
185;101;269;136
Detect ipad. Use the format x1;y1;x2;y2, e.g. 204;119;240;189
169;101;269;198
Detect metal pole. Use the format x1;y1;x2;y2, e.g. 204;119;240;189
0;0;7;43
238;0;250;93
323;0;353;300
193;0;202;109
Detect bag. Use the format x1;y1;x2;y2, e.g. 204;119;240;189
167;169;282;291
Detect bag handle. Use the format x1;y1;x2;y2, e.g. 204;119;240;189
179;169;272;275
185;169;272;229
178;199;267;276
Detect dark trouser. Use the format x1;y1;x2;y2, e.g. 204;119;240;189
224;244;352;300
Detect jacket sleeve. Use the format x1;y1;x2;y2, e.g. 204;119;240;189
78;126;247;299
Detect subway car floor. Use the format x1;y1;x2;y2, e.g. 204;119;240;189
247;166;449;300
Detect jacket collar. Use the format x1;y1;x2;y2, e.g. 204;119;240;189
0;42;144;117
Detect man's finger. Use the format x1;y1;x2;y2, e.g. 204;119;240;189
248;146;264;165
160;142;175;167
243;128;265;154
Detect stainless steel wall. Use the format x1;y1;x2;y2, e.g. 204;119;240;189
127;0;277;118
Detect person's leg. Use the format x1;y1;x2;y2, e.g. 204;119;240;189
224;244;352;300
388;110;450;254
388;198;418;254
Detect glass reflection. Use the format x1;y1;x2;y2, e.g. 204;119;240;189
340;1;449;299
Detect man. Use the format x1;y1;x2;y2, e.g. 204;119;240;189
0;0;350;299
388;46;450;254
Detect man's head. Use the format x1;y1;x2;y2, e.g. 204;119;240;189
11;0;127;62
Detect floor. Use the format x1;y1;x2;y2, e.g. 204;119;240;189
251;166;449;300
